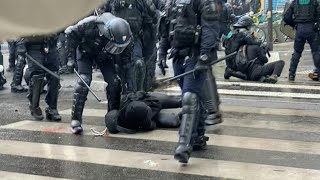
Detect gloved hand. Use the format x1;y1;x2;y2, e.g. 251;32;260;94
67;58;76;71
157;58;167;76
195;54;211;71
260;42;270;57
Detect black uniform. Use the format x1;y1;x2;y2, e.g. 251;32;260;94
65;13;133;134
219;0;234;37
142;0;165;91
101;0;158;91
223;16;262;80
57;32;72;74
158;0;220;163
19;35;61;121
0;45;6;90
11;39;28;93
284;0;320;81
7;41;16;72
105;91;181;134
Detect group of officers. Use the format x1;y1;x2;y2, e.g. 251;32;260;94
0;0;319;164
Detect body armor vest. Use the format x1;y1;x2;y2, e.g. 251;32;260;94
112;0;143;35
293;0;317;23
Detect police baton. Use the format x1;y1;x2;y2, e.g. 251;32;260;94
25;53;63;81
162;51;237;82
74;69;102;102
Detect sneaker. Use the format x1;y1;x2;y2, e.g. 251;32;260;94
29;106;44;120
308;72;319;81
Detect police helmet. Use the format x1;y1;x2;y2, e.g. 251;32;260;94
233;15;254;29
97;13;132;54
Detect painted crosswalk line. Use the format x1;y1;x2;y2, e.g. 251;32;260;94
0;171;70;180
164;86;320;99
2;120;320;155
0;139;320;180
58;106;320;118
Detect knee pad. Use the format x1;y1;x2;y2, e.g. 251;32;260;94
16;55;26;67
135;59;145;68
182;92;199;114
75;74;91;95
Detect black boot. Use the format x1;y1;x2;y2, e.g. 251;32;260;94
202;70;223;126
28;74;44;120
71;93;87;134
45;72;61;121
11;55;27;93
264;74;278;84
174;92;198;164
193;135;209;151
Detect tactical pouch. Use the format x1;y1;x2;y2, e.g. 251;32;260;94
172;25;195;48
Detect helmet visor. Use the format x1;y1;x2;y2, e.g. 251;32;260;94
104;38;131;54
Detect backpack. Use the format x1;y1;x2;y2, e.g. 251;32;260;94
235;45;256;73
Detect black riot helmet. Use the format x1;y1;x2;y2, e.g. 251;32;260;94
233;15;254;29
97;13;132;54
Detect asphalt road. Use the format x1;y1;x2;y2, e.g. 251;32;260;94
1;42;320;179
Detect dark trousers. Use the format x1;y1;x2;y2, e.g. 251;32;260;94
26;44;60;106
173;57;207;138
249;61;285;81
8;41;17;68
290;23;320;75
143;24;157;91
77;52;119;102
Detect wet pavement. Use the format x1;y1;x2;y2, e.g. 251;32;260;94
1;42;320;179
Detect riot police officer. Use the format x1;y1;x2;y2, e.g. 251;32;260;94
284;0;320;81
223;15;262;80
224;16;285;83
158;0;220;163
101;0;158;91
18;35;61;121
65;13;133;134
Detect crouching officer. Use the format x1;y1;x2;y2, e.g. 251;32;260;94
65;13;133;134
223;15;262;80
158;0;220;163
284;0;320;81
18;35;61;121
105;91;182;134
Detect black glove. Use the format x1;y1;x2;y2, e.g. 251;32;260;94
260;42;270;57
157;58;166;76
67;58;76;71
195;54;211;71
